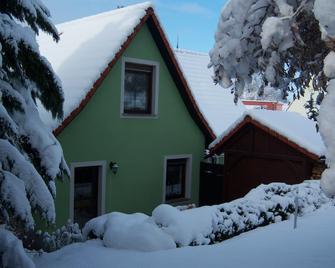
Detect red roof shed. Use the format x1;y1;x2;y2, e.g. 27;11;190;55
207;110;325;202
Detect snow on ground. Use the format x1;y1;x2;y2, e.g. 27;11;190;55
34;204;335;268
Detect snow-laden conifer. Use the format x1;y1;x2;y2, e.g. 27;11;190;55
0;0;67;266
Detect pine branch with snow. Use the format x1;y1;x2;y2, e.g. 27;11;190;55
0;0;68;266
210;0;329;106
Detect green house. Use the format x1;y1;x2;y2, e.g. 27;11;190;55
38;2;215;227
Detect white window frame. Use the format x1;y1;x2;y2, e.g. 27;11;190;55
120;57;160;118
69;161;106;222
162;154;193;203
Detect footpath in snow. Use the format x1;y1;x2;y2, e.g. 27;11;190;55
34;204;335;268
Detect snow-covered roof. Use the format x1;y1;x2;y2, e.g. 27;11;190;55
209;110;326;158
174;49;245;136
37;2;152;130
37;3;215;140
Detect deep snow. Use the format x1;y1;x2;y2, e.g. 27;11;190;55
34;205;335;268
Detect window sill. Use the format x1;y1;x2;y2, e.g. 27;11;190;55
165;198;192;205
121;113;158;119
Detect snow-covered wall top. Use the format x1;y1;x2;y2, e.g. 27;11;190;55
210;110;326;157
37;2;152;130
175;49;245;136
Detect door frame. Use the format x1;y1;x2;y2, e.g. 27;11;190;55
69;161;106;222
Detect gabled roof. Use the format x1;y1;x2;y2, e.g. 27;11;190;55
38;3;215;141
209;110;326;160
174;49;245;136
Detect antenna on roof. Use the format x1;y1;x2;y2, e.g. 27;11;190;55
176;34;179;49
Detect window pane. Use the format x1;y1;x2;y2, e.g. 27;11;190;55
166;159;187;200
124;63;153;114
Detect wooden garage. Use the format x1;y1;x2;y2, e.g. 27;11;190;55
207;110;326;203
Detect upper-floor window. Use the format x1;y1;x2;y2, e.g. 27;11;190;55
121;58;159;117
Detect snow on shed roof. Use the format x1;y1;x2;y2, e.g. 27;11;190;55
174;49;245;136
209;110;326;158
37;2;152;131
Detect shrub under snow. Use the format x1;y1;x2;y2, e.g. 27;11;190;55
83;180;332;251
0;228;34;268
212;181;330;243
83;212;176;251
15;221;83;254
152;205;218;247
40;221;83;252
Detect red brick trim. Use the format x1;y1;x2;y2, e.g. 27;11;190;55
209;115;320;161
54;8;215;142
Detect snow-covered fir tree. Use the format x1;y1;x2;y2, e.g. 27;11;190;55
0;0;67;266
210;0;335;196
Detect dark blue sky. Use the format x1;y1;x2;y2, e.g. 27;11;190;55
43;0;228;53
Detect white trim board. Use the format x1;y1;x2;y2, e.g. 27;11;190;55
69;161;106;222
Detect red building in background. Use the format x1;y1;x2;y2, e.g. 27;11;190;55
242;100;284;111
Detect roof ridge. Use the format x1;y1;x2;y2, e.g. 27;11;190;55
56;2;153;28
174;48;209;57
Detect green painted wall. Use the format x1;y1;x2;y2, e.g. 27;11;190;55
54;23;205;226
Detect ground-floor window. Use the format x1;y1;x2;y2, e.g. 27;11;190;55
164;155;192;202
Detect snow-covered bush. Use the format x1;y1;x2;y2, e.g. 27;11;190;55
40;221;83;252
212;181;330;243
16;221;83;253
83;212;176;251
83;181;332;251
0;228;34;268
152;204;218;247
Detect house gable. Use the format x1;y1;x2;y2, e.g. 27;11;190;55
49;8;214;143
221;121;316;161
209;111;325;161
212;117;320;161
